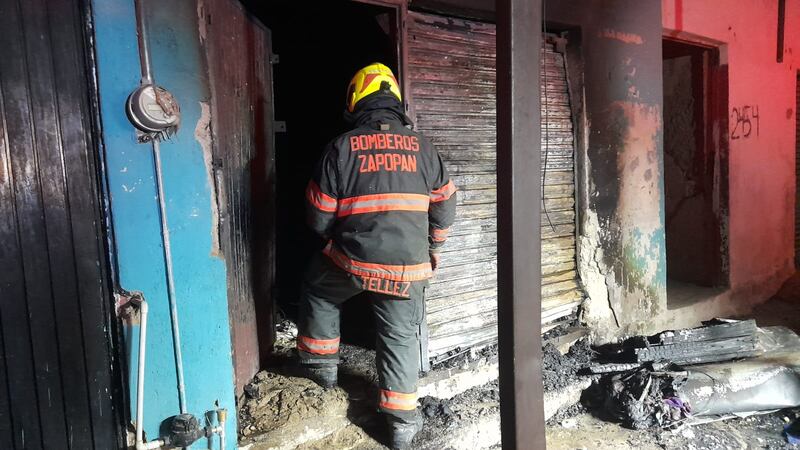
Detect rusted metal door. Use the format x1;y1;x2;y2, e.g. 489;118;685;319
201;0;276;395
406;11;582;360
0;0;123;448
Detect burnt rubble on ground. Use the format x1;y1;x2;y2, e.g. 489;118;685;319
579;319;800;438
589;319;762;374
245;317;800;447
430;343;498;370
542;338;594;391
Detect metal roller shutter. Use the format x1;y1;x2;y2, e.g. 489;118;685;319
406;11;583;360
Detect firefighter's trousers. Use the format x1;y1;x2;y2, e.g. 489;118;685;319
297;254;425;422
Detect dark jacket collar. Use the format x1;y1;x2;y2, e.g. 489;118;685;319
344;95;413;130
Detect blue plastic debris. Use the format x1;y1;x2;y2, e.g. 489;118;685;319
785;418;800;445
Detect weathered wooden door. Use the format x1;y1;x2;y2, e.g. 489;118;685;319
202;0;277;395
0;0;123;448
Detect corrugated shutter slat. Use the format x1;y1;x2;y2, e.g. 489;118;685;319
407;11;583;359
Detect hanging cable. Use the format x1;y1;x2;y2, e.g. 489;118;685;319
541;1;556;233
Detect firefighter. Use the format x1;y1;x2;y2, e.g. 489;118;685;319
297;63;456;449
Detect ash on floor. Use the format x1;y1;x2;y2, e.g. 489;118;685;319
547;409;799;449
543;339;594;392
412;380;501;449
430;343;498;371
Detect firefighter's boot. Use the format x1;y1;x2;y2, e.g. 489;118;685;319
300;364;337;389
388;414;423;450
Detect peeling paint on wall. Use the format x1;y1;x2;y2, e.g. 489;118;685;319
195;101;221;258
578;100;666;341
611;100;666;321
579;209;620;338
197;0;208;44
545;0;667;341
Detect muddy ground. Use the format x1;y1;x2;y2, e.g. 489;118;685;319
547;410;799;449
240;318;502;449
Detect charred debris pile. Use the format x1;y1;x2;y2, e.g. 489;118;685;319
559;319;800;436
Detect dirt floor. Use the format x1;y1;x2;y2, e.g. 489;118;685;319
751;272;800;333
547;410;798;449
239;275;800;449
240;319;504;449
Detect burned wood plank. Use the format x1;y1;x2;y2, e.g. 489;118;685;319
657;319;757;345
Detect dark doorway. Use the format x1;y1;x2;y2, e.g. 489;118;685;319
662;39;729;305
250;1;400;343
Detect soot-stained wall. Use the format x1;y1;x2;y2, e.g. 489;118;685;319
388;0;797;338
546;0;667;340
421;0;668;339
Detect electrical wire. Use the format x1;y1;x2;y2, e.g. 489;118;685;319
542;1;556;233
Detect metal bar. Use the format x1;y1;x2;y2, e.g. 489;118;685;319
152;140;188;415
134;0;153;83
399;2;413;121
777;0;786;63
496;0;545;448
134;0;188;415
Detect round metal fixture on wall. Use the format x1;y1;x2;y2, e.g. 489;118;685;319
126;84;180;140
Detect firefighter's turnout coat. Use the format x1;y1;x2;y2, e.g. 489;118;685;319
306;97;456;290
298;96;456;419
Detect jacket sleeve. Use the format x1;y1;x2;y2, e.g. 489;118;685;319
305;145;339;238
428;151;457;252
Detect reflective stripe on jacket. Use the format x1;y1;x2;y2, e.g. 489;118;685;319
306;100;456;282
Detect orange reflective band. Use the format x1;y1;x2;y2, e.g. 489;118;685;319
323;241;433;282
430;180;457;203
379;390;417;411
306;181;337;213
297;335;340;355
337;193;429;217
430;227;450;243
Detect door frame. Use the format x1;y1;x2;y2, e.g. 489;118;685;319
662;29;730;288
353;0;410;118
82;0;131;440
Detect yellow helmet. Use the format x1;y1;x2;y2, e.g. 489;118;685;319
346;63;402;112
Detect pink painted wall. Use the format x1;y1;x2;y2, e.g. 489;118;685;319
663;0;800;289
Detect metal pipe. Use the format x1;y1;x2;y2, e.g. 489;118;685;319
218;409;227;450
134;0;153;84
133;0;188;415
206;408;227;450
152;139;188;414
777;0;786;63
134;301;166;450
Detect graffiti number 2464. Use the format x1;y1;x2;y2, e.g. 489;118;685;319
730;105;759;140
